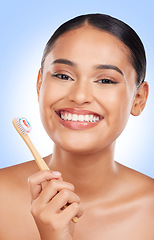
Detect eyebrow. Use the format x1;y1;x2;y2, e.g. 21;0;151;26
51;58;124;76
95;64;124;76
51;58;76;67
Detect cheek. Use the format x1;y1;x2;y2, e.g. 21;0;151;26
96;86;133;126
39;81;65;110
108;88;134;137
38;79;71;136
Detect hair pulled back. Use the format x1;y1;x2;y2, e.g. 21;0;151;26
41;14;146;87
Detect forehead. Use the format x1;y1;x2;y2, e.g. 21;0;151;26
46;26;131;64
44;25;134;80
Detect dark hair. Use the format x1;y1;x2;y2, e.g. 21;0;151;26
41;14;146;87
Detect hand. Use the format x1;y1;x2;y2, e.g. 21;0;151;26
28;170;83;240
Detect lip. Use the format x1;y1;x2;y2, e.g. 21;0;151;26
55;108;104;130
56;108;103;116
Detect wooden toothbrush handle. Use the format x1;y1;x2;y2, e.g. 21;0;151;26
22;134;78;223
22;134;49;170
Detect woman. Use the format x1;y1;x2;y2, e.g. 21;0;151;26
0;14;154;240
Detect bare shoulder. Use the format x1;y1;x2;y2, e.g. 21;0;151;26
116;161;154;187
0;160;38;208
0;160;38;188
117;161;154;213
0;161;41;239
114;162;154;238
0;154;52;201
0;155;52;200
133;169;154;210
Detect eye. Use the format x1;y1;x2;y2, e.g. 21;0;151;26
52;73;73;81
96;79;118;84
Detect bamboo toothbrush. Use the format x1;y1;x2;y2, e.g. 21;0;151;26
12;117;49;170
12;117;78;223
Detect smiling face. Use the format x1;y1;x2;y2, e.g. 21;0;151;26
37;25;139;154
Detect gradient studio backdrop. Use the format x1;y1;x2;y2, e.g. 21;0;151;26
0;0;154;177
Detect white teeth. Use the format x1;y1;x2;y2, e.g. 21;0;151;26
63;113;67;120
61;114;65;120
68;113;72;121
78;115;85;122
85;115;90;122
60;112;100;122
89;115;93;122
96;116;99;121
72;114;78;121
93;116;96;122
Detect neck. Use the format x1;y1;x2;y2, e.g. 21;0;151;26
48;143;118;203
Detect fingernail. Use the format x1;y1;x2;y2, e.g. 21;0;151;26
52;171;61;176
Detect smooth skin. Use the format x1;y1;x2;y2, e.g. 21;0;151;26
0;25;154;240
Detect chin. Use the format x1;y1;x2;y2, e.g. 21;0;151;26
52;133;109;155
63;143;97;154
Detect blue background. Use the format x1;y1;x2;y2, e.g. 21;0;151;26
0;0;153;178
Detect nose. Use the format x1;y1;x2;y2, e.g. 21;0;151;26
68;80;93;106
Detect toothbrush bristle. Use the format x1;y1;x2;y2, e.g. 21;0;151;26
15;117;32;135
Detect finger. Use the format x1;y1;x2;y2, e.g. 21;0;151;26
60;202;83;224
28;170;61;201
47;188;80;213
36;180;75;204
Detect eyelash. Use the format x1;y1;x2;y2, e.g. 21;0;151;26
52;73;73;81
52;73;118;84
96;79;118;84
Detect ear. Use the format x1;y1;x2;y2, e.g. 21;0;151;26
36;68;42;99
131;81;149;116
